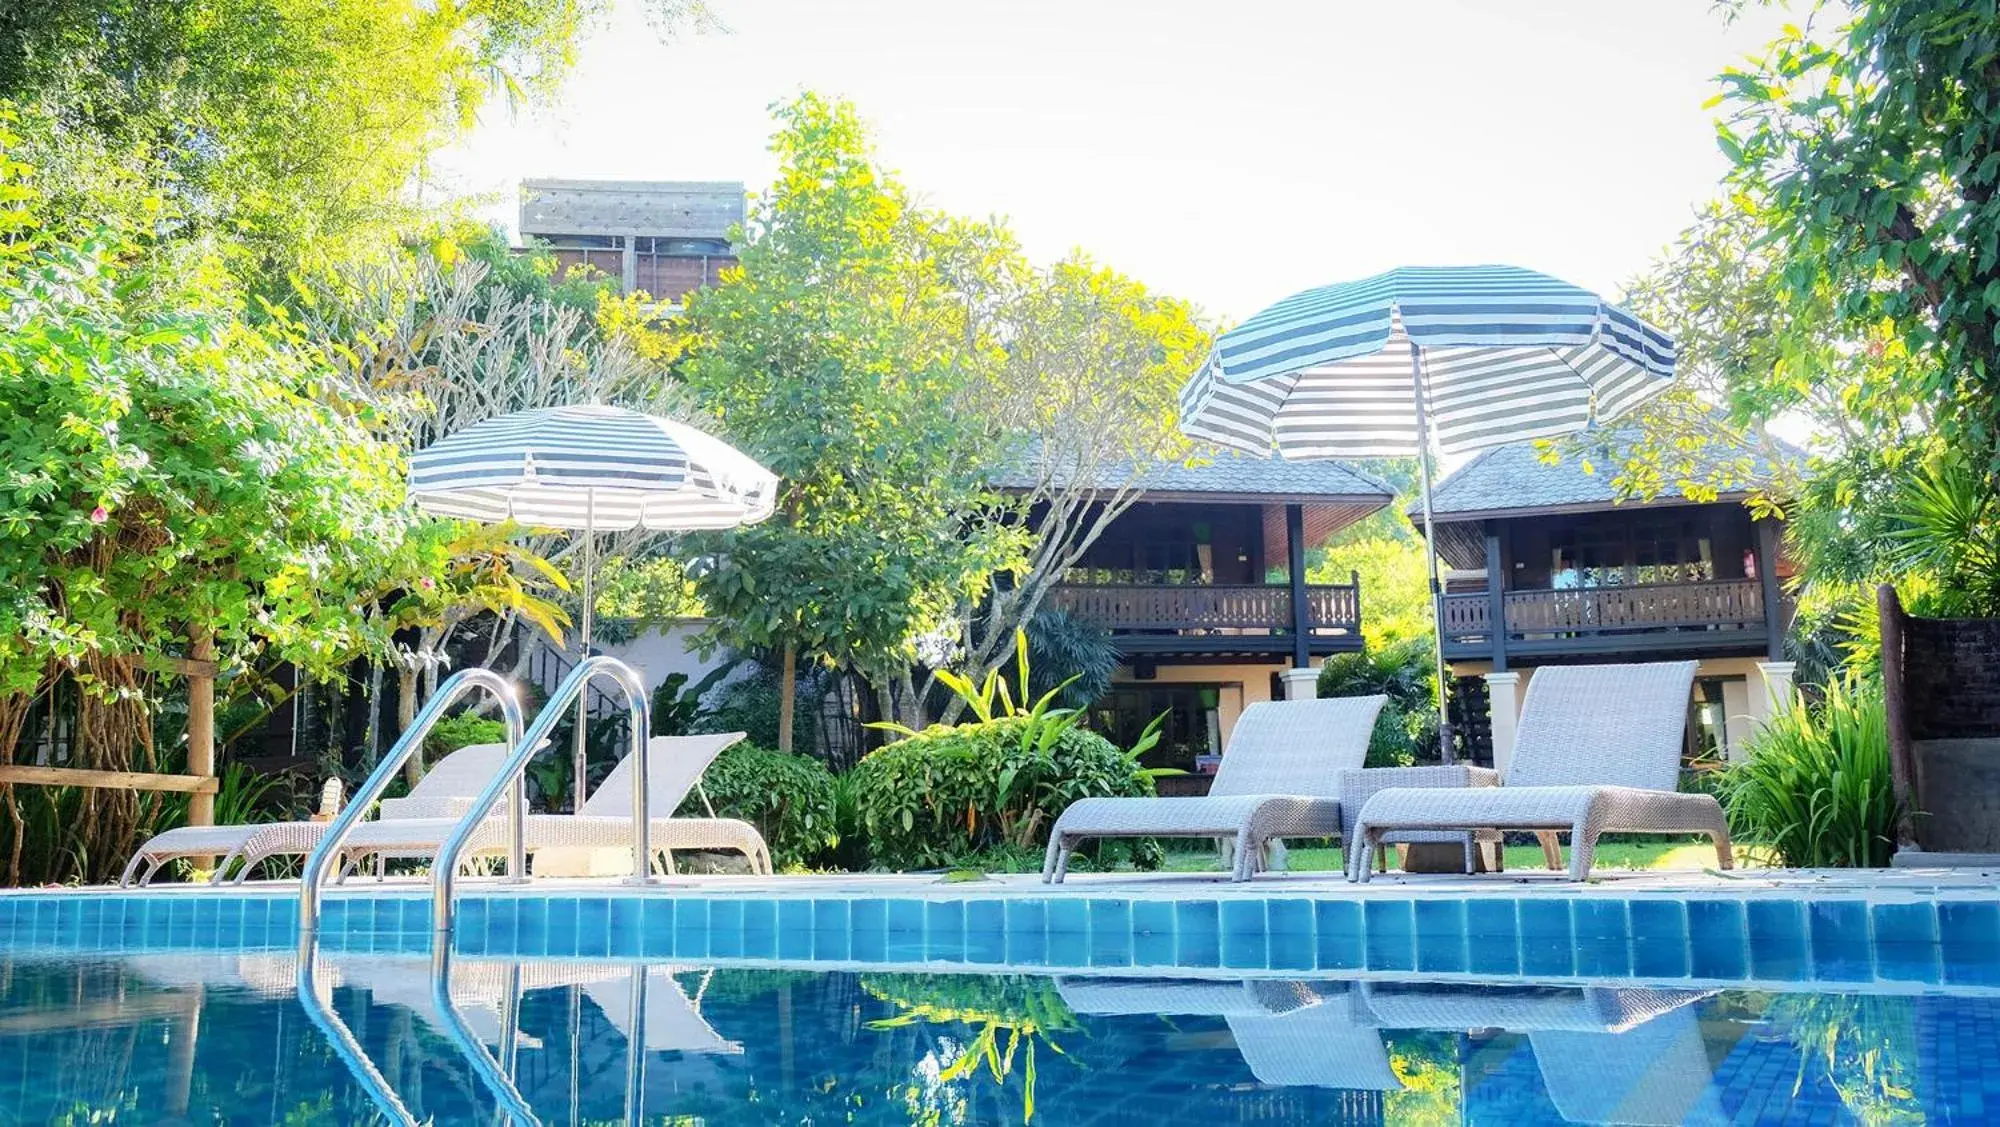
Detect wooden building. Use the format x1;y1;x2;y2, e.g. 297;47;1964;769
517;179;743;305
1000;453;1395;777
1418;434;1800;769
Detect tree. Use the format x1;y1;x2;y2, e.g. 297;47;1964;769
0;0;710;286
0;132;417;879
1715;1;2000;476
947;256;1212;717
675;94;1023;751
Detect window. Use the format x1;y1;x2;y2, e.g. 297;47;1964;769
1092;685;1220;772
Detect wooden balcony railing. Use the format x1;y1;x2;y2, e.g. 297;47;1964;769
1045;583;1360;635
1441;578;1769;655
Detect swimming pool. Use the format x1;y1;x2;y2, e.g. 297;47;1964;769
3;879;2000;1123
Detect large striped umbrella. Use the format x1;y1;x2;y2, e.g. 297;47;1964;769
410;404;777;802
1178;265;1676;759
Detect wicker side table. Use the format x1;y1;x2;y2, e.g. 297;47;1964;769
1337;765;1502;877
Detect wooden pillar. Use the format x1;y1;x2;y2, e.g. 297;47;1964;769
1285;503;1309;668
1755;518;1784;660
1879;584;1920;849
186;629;216;829
1484;524;1507;673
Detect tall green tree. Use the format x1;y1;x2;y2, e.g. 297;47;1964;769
0;0;707;285
1716;1;2000;475
675;94;1022;751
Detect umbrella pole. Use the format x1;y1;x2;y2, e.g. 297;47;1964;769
575;489;595;810
1408;343;1457;763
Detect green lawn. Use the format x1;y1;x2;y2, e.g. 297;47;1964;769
1162;837;1745;875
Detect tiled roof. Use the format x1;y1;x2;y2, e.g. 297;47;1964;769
992;447;1396;501
1414;426;1803;520
519;180;744;240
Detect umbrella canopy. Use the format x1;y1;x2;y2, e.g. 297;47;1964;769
1176;265;1677;763
1179;264;1674;458
409;404;777;531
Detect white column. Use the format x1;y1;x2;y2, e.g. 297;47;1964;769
1279;666;1318;701
1721;678;1755;763
1484;671;1523;779
1753;661;1798;728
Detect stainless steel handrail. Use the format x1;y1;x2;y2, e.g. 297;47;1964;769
295;935;420;1127
431;946;543;1126
299;667;525;935
432;655;651;935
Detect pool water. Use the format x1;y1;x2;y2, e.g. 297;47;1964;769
0;951;1990;1125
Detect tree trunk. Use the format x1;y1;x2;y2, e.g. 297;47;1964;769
777;642;798;754
365;661;384;768
897;666;926;730
874;682;895;748
397;667;421;787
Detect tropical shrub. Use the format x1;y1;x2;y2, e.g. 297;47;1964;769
693;663;818;757
1719;675;1898;868
423;714;508;759
849;718;1158;870
649;665;735;738
1022;608;1118;710
1317;637;1440;767
678;742;838;869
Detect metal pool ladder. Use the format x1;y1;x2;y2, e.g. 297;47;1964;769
298;666;527;935
426;655;651;935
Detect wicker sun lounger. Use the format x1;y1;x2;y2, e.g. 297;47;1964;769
117;741;517;887
1041;695;1387;883
334;732;773;877
1055;977;1401;1090
1346;660;1732;882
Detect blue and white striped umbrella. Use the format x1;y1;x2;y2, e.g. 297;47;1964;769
1179;265;1675;458
409;405;778;532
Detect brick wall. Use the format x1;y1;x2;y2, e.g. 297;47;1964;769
1905;617;2000;739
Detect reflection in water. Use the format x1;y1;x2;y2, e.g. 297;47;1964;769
0;952;1988;1124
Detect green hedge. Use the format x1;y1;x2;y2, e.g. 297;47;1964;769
678;741;838;869
848;718;1157;870
424;713;508;758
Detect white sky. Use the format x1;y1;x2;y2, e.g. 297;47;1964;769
438;0;1793;324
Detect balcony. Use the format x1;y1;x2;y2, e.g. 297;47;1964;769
1044;583;1362;659
1440;578;1775;662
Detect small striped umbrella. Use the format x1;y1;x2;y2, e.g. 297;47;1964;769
410;404;778;802
1178;265;1676;759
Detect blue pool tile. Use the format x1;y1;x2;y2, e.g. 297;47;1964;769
1746;900;1809;981
1572;901;1631;977
1414;900;1468;974
1220;900;1267;970
852;920;888;963
1046;901;1087;966
815;901;853;961
1686;899;1747;979
458;899;490;951
1089;900;1133;967
608;898;643;958
849;898;885;935
1872;903;1938;983
926;901;965;963
1316;901;1363;970
1046;898;1087;936
0;898;16;938
1266;900;1313;970
1465;899;1520;975
97;899;127;950
965;900;1005;964
886;899;927;963
638;898;672;958
576;898;611;958
886;898;926;934
1939;901;2000;985
1267;899;1312;934
740;899;777;959
1175;901;1220;968
709;900;745;958
1363;900;1415;972
1629;900;1690;978
1807;900;1872;982
1006;900;1048;966
542;897;580;957
484;898;521;954
1516;899;1573;977
778;899;813;960
675;899;710;958
1131;901;1175;967
56;898;83;947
